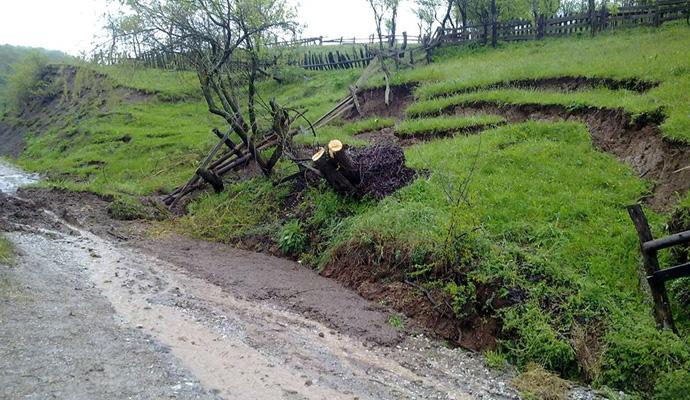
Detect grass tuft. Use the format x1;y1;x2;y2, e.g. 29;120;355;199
406;88;659;119
513;363;572;400
0;236;13;265
396;114;505;137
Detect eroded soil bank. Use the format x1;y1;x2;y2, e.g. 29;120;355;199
354;83;689;211
2;185;552;400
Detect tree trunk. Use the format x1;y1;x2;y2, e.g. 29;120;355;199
328;140;361;185
312;148;355;194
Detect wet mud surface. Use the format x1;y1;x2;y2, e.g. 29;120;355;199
0;182;541;399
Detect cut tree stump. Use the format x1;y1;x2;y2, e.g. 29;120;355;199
328;140;361;185
312;147;355;194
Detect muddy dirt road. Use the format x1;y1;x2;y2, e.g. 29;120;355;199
0;161;594;399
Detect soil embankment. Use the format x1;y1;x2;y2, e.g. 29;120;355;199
0;185;531;399
354;81;690;211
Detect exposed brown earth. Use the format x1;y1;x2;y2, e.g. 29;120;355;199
424;76;660;99
354;83;689;211
1;185;532;399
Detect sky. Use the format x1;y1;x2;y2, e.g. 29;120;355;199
0;0;424;56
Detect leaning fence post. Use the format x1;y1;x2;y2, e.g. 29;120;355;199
627;204;677;333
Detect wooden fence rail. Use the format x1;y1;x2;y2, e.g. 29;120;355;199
114;0;689;71
627;204;690;333
440;0;689;45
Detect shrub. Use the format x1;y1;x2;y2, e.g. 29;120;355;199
107;197;149;221
278;219;307;256
6;52;50;112
502;305;578;376
655;369;690;400
598;324;690;395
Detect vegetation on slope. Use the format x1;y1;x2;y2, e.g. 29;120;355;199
405;88;659;119
3;22;690;398
396;114;505;136
0;44;70;116
394;22;690;142
0;235;13;265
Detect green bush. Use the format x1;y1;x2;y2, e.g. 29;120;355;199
655;369;690;400
107;197;150;221
598;325;690;395
278;219;307;256
6;52;50;112
502;305;578;376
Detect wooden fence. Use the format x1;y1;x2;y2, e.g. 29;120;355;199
116;0;689;71
271;34;423;47
440;0;689;45
628;204;690;333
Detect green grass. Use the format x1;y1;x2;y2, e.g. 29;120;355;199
386;22;690;142
294;117;395;146
5;21;690;398
0;236;13;265
406;88;660;119
91;63;201;101
322;122;689;391
396;114;506;137
14;64;357;196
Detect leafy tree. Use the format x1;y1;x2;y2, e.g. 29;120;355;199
5;52;49;113
366;0;402;105
105;0;301;175
414;0;442;38
530;0;560;21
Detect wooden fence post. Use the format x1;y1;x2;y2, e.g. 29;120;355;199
654;1;661;27
589;0;596;36
600;3;610;31
537;15;545;39
627;204;677;333
491;0;498;48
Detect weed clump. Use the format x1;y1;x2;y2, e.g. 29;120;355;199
513;363;572;400
278;219;307;256
108;197;152;221
0;236;13;265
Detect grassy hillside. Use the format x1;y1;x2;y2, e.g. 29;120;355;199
4;21;690;398
0;44;70;115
